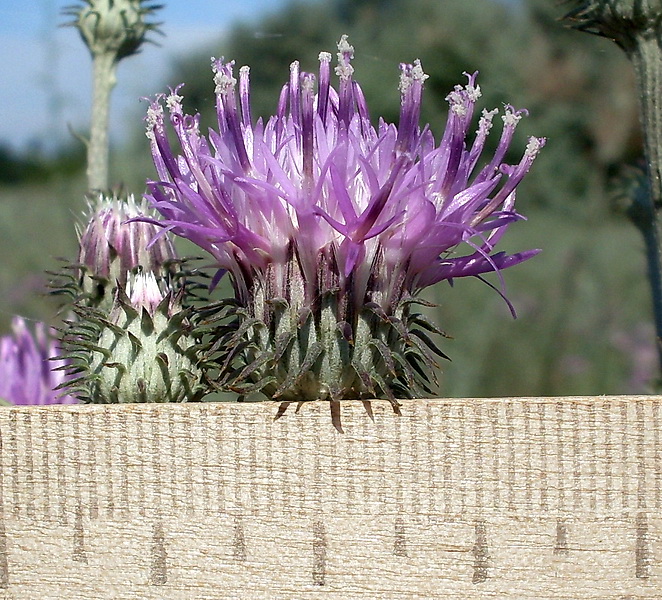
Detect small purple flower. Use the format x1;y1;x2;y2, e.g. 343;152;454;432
141;36;544;401
0;317;77;405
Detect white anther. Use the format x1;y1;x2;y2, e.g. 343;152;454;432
337;34;354;57
525;136;543;157
502;109;523;127
302;75;315;93
466;83;481;102
165;93;183;111
451;103;467;117
214;70;236;96
145;104;163;133
411;59;429;83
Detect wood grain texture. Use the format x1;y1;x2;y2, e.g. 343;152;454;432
0;396;659;599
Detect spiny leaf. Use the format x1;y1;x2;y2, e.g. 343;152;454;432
232;349;274;385
399;296;437;309
364;301;389;322
386;315;410;343
273;331;295;363
409;328;451;361
404;350;438;389
127;331;144;353
102;362;127;374
368;338;397;376
408;313;450;338
351;357;376;397
231;375;278;395
370;370;401;408
405;331;441;369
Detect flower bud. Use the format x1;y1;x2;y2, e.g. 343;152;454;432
66;0;161;60
77;193;177;311
564;0;662;50
64;272;206;403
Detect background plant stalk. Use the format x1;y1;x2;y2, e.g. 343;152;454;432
87;50;116;192
566;0;662;381
629;34;662;376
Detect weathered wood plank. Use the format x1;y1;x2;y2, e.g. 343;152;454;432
0;396;659;599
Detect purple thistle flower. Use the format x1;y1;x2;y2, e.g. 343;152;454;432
0;317;77;405
142;36;544;401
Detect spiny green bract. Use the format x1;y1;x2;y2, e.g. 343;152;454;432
198;292;449;405
60;271;208;403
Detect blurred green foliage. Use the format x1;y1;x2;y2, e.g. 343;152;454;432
0;0;654;397
0;143;85;185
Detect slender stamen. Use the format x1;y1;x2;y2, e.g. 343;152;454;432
471;135;546;226
276;83;289;140
463;71;481;102
301;72;316;184
475;105;527;183
211;57;232;133
145;101;163;141
396;60;428;153
239;65;252;129
289;61;301;129
146;98;181;183
467;108;498;174
317;51;332;124
165;89;183;115
436;93;470;196
213;59;251;171
335;34;355;126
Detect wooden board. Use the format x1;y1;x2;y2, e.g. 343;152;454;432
0;396;660;599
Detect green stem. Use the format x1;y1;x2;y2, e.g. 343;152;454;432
87;51;117;193
628;34;662;376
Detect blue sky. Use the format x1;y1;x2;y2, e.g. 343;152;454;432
1;1;286;153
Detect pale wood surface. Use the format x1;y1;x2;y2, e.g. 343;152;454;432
0;396;660;599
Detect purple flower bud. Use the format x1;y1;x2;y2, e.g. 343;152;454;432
77;194;177;309
77;270;203;404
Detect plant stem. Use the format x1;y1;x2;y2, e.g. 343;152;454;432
628;34;662;376
630;198;662;374
563;1;662;382
87;51;117;192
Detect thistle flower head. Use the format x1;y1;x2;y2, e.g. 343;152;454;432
0;317;77;405
142;37;544;401
76;193;177;309
65;0;162;60
62;271;206;404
